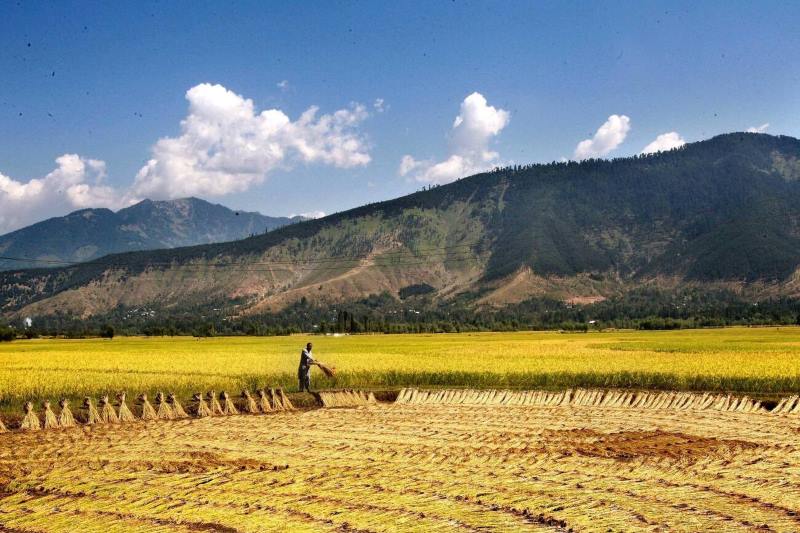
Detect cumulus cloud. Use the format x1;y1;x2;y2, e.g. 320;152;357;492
746;123;769;133
0;154;129;233
277;80;289;91
373;98;386;112
398;155;423;176
132;83;371;199
0;83;372;233
574;114;631;160
400;92;509;184
291;210;326;219
640;131;686;154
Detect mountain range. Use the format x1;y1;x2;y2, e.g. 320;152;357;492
0;197;302;271
2;132;800;321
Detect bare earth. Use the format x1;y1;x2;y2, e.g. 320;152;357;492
1;403;799;532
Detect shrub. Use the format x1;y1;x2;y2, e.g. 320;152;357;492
195;323;216;337
0;326;14;342
398;283;435;299
99;324;115;339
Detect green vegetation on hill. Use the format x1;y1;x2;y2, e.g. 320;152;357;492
5;286;800;339
1;133;800;323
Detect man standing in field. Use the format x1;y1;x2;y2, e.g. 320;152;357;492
298;342;317;392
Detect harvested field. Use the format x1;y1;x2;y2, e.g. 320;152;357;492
1;398;799;531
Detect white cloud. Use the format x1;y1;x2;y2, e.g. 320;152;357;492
640;131;686;154
373;98;386;112
291;210;326;219
400;92;509;184
574;114;631;160
0;83;372;233
398;155;423;176
0;154;130;233
746;123;769;133
412;155;470;184
132;83;371;199
277;80;289;91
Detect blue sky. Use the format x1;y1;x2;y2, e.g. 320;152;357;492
1;1;798;231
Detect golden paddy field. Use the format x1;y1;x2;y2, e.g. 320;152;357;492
1;399;799;532
2;327;800;411
2;328;800;531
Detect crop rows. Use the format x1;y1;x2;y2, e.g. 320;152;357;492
0;400;798;531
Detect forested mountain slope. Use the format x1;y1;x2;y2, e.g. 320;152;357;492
0;197;301;270
2;132;800;320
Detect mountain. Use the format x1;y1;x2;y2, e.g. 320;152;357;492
2;132;800;321
0;197;303;270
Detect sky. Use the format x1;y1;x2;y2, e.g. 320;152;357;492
1;0;798;233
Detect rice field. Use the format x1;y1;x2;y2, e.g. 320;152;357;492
2;327;800;413
3;324;800;532
1;396;798;532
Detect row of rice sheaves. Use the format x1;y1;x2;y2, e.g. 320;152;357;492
318;390;377;408
3;388;294;432
395;388;800;414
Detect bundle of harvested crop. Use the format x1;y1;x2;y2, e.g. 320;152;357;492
278;388;294;410
207;391;223;416
155;392;174;420
318;390;376;408
168;393;189;418
42;400;60;429
317;362;336;378
58;399;76;427
220;391;238;415
20;401;40;431
117;392;136;422
240;390;259;414
268;388;283;411
83;397;102;425
192;393;212;417
138;393;157;421
257;389;272;412
99;395;119;423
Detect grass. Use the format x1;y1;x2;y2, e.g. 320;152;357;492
1;327;800;415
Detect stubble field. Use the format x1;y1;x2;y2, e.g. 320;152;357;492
1;328;800;531
1;398;799;532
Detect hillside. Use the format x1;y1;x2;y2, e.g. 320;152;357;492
0;197;302;270
2;132;800;322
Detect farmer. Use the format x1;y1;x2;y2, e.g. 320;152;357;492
298;342;317;392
